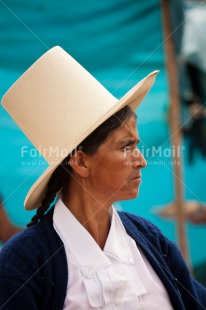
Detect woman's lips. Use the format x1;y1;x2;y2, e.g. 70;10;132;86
130;175;141;181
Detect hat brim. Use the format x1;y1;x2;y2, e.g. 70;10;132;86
25;70;159;210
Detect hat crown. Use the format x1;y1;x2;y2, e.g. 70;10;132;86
2;46;117;164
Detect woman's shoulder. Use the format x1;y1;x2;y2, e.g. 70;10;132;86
118;211;172;250
0;208;64;278
118;211;176;256
0;222;46;274
118;211;161;234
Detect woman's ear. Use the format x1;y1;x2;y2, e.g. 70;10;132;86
68;151;89;178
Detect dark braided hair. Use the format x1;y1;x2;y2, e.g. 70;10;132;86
27;105;136;227
27;158;71;227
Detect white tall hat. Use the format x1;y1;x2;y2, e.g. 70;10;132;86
1;46;158;210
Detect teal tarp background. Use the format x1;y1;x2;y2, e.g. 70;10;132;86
0;0;206;267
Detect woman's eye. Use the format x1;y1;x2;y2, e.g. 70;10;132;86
122;143;139;151
122;145;132;151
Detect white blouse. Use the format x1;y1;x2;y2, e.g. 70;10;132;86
53;198;173;309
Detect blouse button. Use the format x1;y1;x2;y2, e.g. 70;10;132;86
115;299;121;306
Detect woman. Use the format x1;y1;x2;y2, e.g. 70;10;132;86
0;47;205;309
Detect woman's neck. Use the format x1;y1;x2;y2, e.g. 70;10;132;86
62;181;112;250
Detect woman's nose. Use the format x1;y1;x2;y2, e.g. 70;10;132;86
132;149;147;168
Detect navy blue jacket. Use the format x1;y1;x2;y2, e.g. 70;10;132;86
0;208;206;309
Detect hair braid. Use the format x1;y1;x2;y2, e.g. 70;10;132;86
27;159;71;227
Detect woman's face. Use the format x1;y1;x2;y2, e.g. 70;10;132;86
86;116;147;203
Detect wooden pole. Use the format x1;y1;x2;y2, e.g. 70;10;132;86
161;0;189;265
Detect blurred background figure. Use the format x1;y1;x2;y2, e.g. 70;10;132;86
168;0;206;163
180;0;206;163
0;195;22;244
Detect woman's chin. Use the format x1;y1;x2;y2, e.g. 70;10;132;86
117;190;140;202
